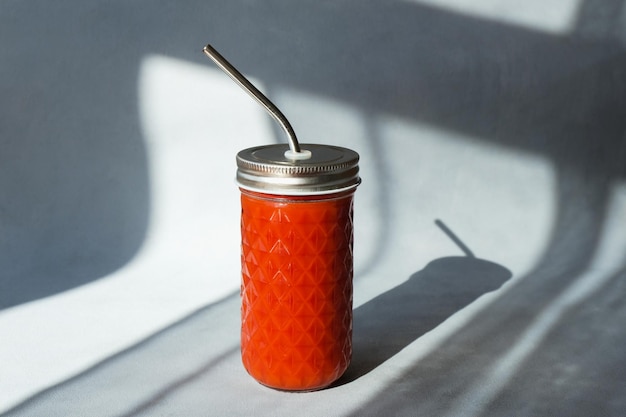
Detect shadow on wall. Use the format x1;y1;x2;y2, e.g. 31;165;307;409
336;219;512;384
0;3;152;308
340;254;511;384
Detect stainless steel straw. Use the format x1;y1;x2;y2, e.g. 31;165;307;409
203;44;309;158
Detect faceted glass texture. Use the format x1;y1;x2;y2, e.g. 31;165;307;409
240;189;354;391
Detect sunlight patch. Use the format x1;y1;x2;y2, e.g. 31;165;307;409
402;0;582;34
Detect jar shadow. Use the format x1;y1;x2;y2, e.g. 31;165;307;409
336;224;512;385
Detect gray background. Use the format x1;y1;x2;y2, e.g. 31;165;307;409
1;0;626;416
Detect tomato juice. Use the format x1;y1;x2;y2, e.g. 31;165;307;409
240;189;354;391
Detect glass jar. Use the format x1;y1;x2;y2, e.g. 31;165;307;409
236;143;360;391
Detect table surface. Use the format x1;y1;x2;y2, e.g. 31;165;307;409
2;1;626;416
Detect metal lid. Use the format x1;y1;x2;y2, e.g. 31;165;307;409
236;143;360;195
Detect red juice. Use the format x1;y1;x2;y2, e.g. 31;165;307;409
240;189;354;391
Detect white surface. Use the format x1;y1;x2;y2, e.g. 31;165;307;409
2;1;626;416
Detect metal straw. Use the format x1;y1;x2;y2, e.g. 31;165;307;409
203;44;303;155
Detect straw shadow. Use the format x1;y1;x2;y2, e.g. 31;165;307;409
337;222;511;384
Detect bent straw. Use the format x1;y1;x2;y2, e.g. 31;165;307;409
202;44;305;156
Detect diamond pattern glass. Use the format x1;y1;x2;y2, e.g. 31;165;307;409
240;190;354;391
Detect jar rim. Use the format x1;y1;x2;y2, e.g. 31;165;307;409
236;144;360;195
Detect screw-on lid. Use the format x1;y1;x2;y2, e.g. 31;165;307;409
236;144;360;195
